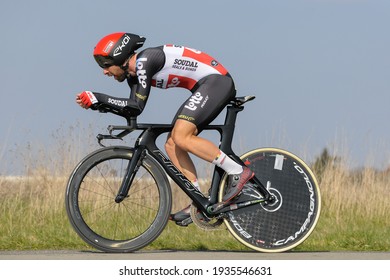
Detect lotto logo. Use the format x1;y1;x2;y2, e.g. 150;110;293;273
137;58;148;88
184;92;203;111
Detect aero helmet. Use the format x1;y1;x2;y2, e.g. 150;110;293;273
93;32;146;68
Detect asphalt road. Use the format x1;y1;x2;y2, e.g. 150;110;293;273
0;250;389;260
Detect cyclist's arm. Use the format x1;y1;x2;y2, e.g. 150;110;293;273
90;92;142;115
79;48;164;116
127;47;165;114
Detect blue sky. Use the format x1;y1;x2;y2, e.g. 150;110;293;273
1;0;390;174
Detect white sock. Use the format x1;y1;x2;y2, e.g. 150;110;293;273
212;151;243;175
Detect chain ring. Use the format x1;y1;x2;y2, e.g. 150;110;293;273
190;204;224;231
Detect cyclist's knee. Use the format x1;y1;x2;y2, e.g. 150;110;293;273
171;120;197;150
171;132;188;151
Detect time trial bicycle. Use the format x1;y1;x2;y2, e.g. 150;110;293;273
65;95;321;253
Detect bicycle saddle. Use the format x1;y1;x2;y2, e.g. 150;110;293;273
231;95;256;106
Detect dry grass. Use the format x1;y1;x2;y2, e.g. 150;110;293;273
0;124;389;251
0;175;78;250
321;165;389;222
307;158;390;251
0;159;389;251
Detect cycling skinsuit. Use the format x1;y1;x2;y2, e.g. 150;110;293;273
95;45;236;130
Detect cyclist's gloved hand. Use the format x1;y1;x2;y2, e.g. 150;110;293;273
76;91;99;110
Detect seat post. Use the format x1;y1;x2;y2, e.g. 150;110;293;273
219;105;244;155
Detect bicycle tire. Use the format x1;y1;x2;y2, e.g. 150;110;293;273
65;146;172;253
220;148;321;252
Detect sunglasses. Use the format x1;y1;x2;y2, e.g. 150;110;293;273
94;55;114;69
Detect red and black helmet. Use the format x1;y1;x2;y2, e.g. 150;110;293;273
93;32;146;68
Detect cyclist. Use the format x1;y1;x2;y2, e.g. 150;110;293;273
76;32;254;226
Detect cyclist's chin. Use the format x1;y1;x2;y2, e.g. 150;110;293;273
115;74;126;82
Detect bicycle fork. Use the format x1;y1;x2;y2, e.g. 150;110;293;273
115;147;146;203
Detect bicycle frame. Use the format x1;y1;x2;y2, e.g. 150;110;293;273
99;100;273;215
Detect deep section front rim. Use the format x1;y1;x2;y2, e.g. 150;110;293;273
65;147;172;252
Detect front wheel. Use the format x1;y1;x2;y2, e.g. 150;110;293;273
220;148;321;252
65;146;172;253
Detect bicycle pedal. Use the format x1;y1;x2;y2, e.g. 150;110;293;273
175;217;193;227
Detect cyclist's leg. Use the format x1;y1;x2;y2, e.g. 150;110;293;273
170;75;252;203
165;120;201;225
170;120;220;162
165;74;236;180
166;121;214;225
169;74;235;163
165;131;199;183
167;74;235;224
